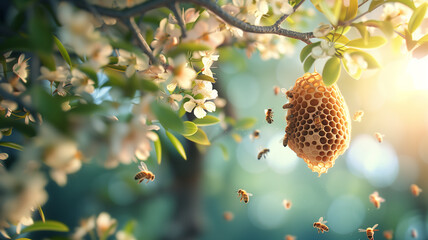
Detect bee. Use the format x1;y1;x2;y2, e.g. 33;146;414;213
282;133;289;147
282;103;294;109
274;86;281;95
237;189;253;204
313;112;322;130
285;235;296;240
313;217;329;233
257;148;269;160
383;230;393;240
134;161;155;184
358;224;379;240
369;191;385;209
265;108;274;124
410;184;422;197
250;130;260;141
374;132;384;143
285;90;293;99
353;110;364;122
411;228;418;238
282;199;292;210
223;211;234;221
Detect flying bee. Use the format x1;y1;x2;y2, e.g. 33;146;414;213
237;189;253;204
282;133;289;147
359;224;379;240
411;228;418;238
250;130;260;141
134;161;155;184
369;191;385;209
273;86;281;95
374;132;384;143
383;230;393;240
410;184;422;197
265;109;274;124
353;110;364;122
282;103;294;109
282;199;292;210
313;217;329;233
313;112;322;130
257;148;270;160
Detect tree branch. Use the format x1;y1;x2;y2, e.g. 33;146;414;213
169;2;187;38
67;0;315;44
124;17;159;65
273;0;306;28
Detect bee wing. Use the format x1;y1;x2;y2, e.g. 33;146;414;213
358;229;366;232
138;161;148;171
318;217;324;222
247;193;253;196
264;109;268;114
280;88;287;94
372;224;378;229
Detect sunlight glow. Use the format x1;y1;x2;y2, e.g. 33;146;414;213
406;57;428;90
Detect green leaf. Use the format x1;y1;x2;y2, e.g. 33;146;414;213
342;57;362;80
300;42;320;62
184;128;210;145
31;87;68;132
369;0;415;12
418;33;428;44
123;220;136;235
196;74;216;83
218;143;229;160
409;3;428;33
16;238;32;240
100;221;117;240
21;220;69;234
234;117;257;130
29;6;53;54
166;131;187;160
0;117;36;137
1;128;13;136
193;115;220;126
167;42;211;58
364;20;394;37
38;53;56;71
347;36;387;48
140;80;159;92
405;29;417;50
176;121;198;136
339;0;358;22
78;66;98;83
154;133;162;164
303;56;316;73
345;49;381;69
0;142;23;151
38;206;45;222
150;102;184;132
322;57;341;86
318;0;342;25
323;33;350;45
412;42;428;59
53;36;72;70
352;23;369;44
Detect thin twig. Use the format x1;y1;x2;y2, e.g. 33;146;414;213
169;2;187;38
124;17;159;65
273;0;306;28
358;0;370;8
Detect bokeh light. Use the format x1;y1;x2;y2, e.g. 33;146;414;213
326;195;365;234
346;134;399;187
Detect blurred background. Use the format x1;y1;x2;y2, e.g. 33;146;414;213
1;1;428;240
19;44;427;240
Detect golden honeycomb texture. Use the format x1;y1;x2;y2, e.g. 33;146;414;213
285;72;351;176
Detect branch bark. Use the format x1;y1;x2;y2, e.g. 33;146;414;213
67;0;315;44
124;17;159;65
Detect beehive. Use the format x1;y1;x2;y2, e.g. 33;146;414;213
284;72;351;176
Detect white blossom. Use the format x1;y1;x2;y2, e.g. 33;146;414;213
12;54;29;83
72;216;95;240
117;50;149;77
151;18;181;55
116;230;137;240
184;16;225;49
167;55;196;91
96;212;117;238
71;69;95;94
344;53;368;76
199;51;219;77
38;66;69;83
311;40;336;59
313;24;333;38
271;0;293;16
183;94;216;119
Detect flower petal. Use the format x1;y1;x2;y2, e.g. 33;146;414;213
194;106;206;118
183;101;196;112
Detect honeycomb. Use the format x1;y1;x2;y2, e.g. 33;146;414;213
284;72;351;176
